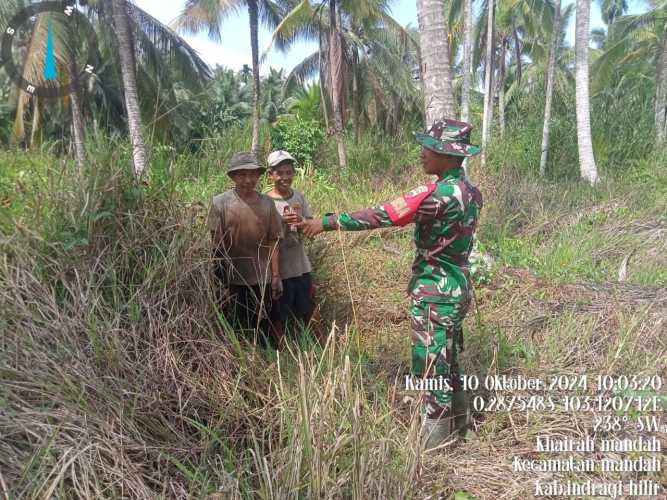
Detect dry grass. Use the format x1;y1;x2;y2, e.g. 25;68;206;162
307;170;666;499
0;191;425;498
1;156;666;499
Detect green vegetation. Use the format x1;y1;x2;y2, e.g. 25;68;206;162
269;115;324;167
1;124;665;496
1;0;666;497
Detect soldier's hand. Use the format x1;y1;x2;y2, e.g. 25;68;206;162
298;219;324;238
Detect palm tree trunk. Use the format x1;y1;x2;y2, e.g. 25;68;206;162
488;54;495;136
481;0;495;168
319;77;330;131
352;49;360;144
318;30;330;131
329;0;347;168
248;0;261;156
655;25;667;147
416;0;455;124
11;15;44;147
111;0;148;178
68;47;86;170
540;0;561;176
461;0;473;123
575;0;599;184
11;94;27;148
498;40;506;137
513;23;522;84
70;87;86;170
29;97;41;149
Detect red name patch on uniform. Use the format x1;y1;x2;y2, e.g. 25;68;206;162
383;183;437;226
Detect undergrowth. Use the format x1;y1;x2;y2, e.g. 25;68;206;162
0;131;665;498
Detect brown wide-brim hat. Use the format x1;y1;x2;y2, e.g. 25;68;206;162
227;152;266;176
414;118;481;157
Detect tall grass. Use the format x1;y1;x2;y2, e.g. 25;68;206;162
0;140;426;498
1;127;665;498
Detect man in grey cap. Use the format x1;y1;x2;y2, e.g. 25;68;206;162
207;152;284;346
265;150;317;343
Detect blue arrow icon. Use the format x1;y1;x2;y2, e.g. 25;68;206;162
43;20;57;81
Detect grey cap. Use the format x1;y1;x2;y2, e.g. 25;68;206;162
227;152;265;175
267;150;296;168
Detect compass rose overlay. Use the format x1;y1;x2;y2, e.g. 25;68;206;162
0;1;99;98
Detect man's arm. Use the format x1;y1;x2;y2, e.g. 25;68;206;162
207;202;230;290
269;240;282;300
266;200;284;300
211;232;231;288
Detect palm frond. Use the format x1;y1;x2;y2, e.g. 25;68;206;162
614;3;667;39
0;0;25;27
171;0;244;42
128;2;212;86
285;50;320;88
262;0;319;58
341;0;392;22
259;0;288;31
449;0;464;29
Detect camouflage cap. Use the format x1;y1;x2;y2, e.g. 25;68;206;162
227;152;265;176
414;118;481;157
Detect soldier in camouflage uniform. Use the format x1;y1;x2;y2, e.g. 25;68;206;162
299;118;482;448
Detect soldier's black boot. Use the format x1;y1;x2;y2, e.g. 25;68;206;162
451;389;471;434
420;415;454;450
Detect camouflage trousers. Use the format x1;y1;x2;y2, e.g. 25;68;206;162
410;298;469;420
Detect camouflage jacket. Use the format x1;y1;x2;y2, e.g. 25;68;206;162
322;167;483;304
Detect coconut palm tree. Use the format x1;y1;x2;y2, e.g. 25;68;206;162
112;0;148;178
264;0;414;167
481;0;494;168
501;4;574;105
173;0;285;157
594;1;667;147
260;67;288;123
67;48;87;169
455;0;553;161
198;67;252;133
479;0;554;136
2;0;209;170
328;0;347;166
416;0;455;123
539;0;560;176
284;82;322;122
656;14;667;146
574;0;599;183
599;0;628;26
461;0;473;123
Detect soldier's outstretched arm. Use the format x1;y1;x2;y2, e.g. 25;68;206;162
298;183;437;237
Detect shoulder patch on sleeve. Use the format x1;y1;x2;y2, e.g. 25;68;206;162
383;182;437;226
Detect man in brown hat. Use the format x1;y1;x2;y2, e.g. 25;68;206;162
207;152;284;346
